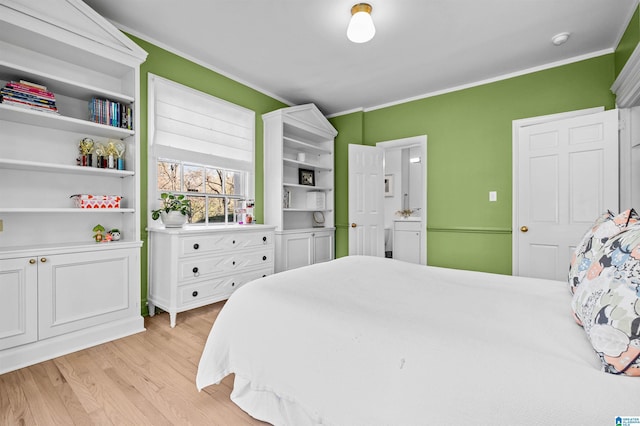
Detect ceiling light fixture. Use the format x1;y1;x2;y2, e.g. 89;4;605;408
347;3;375;43
551;32;570;46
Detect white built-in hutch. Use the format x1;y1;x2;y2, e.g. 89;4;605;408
0;0;147;373
263;104;338;272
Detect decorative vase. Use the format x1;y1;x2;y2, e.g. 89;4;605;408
160;211;187;228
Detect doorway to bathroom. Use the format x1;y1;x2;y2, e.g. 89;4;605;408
376;135;427;265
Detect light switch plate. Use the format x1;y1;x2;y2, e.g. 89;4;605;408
489;191;497;202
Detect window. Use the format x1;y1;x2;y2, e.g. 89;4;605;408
148;74;255;225
157;159;246;224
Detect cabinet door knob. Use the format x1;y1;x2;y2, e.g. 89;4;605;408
40;257;47;263
192;291;198;297
351;223;357;228
29;258;36;264
193;243;199;250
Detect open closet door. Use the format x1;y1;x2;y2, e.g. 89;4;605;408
514;109;619;280
348;144;384;257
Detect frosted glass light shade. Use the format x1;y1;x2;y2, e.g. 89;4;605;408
347;4;375;43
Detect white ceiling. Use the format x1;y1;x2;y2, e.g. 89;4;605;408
84;0;638;116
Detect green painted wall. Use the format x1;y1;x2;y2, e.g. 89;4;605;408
616;6;640;77
126;34;287;315
126;10;639;311
331;54;616;275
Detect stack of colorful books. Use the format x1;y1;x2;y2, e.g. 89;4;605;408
0;80;58;114
89;97;133;130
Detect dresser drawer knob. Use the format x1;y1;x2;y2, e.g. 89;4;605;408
193;243;199;250
262;255;267;261
232;240;236;244
232;260;236;266
262;274;267;277
192;267;199;277
192;291;198;297
231;282;235;287
262;236;267;242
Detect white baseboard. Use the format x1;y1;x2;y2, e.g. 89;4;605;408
0;316;145;375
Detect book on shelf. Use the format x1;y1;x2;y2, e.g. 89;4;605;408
89;97;133;130
1;80;58;114
19;79;48;90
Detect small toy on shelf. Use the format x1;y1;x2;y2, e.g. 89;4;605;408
108;229;121;241
92;224;105;242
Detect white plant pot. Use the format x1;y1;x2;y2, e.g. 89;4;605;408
160;211;187;228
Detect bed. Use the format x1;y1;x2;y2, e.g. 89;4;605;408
196;254;639;425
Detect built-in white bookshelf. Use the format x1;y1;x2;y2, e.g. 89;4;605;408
263;103;338;272
0;0;148;374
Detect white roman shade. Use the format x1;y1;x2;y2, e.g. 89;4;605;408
148;73;255;172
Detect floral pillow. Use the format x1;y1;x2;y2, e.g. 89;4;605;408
568;209;639;294
571;222;640;376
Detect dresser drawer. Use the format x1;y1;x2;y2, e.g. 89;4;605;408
178;268;272;307
180;231;274;256
178;249;273;282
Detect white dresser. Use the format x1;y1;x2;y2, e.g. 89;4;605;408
148;225;275;327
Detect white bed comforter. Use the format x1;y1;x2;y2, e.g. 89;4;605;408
196;256;639;425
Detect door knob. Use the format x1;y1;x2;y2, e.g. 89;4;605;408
520;226;528;233
351;223;357;228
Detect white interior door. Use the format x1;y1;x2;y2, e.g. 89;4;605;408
515;109;619;280
348;144;384;257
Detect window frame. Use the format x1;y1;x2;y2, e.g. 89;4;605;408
155;158;248;225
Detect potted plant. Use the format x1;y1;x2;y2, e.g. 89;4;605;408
151;192;191;228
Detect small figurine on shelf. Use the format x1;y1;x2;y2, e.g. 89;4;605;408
92;224;105;242
108;229;121;241
114;142;126;170
105;140;118;169
78;137;94;167
94;142;105;168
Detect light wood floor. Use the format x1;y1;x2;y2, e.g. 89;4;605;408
0;302;269;425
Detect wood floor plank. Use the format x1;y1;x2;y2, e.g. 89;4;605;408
21;363;76;425
0;373;24;426
1;370;40;426
0;302;267;425
41;361;95;425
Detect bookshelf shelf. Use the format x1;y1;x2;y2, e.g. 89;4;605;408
0;103;134;138
0;61;134;104
0;158;134;176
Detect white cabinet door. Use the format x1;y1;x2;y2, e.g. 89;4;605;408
313;230;334;264
0;257;37;350
38;248;138;339
394;231;421;264
280;233;313;271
